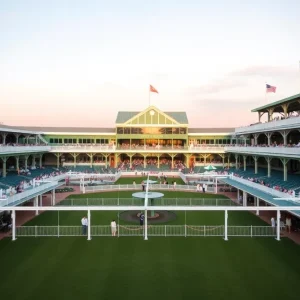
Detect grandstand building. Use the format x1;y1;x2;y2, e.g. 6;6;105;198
1;94;300;227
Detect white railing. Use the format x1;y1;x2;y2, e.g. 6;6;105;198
84;184;215;193
15;225;276;237
188;145;226;152
0;181;59;207
225;146;300;157
235;116;300;134
229;176;289;198
50;145;226;153
59;198;235;206
50;145;116;152
0;145;51;154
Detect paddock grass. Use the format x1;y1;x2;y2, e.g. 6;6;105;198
1;186;299;300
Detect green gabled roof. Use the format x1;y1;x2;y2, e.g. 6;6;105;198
116;110;188;124
165;112;188;124
251;93;300;112
115;112;138;124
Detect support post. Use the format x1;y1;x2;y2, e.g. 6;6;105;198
243;191;247;207
87;209;91;240
276;210;280;241
12;210;16;241
215;178;218;194
39;194;43;207
224;209;228;241
35;196;39;215
52;189;56;205
243;155;247;171
256;197;259;215
253;156;258;174
144;209;148;240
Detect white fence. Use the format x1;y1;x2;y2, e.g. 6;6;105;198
59;198;235;206
84;184;214;193
15;225;276;237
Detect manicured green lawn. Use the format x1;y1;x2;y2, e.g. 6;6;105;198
1;183;299;300
0;236;299;300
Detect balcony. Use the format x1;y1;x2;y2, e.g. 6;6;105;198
235;116;300;134
0;145;51;155
225;146;300;159
50;144;225;153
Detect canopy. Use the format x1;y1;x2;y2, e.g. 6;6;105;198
204;165;216;171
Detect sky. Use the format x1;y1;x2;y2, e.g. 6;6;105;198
1;0;300;128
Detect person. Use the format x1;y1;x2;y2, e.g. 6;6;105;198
196;183;200;192
202;183;206;193
142;181;145;191
81;216;88;235
173;181;177;190
140;213;145;226
133;180;136;187
111;219;117;236
286;216;292;233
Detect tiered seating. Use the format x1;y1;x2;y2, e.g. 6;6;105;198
229;167;300;194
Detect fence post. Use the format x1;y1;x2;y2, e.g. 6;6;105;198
12;210;16;241
35;225;37;238
118;224;120;238
204;225;206;237
224;209;228;241
87;209;91;240
185;224;187;237
251;225;253;238
165;225;166;237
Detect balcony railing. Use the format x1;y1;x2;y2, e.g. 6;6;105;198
225;146;300;158
0;145;51;154
235;116;300;134
0;181;59;207
50;144;226;152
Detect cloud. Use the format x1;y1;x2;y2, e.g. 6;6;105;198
185;78;247;96
229;65;297;77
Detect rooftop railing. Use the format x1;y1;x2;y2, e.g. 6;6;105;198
0;145;51;154
225;146;300;157
235;115;300;134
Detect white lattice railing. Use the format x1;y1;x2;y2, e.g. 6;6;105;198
15;225;276;237
59;198;235;206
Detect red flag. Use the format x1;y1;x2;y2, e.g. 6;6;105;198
150;85;158;93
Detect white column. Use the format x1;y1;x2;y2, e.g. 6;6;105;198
144;209;148;240
52;189;56;205
215;178;218;194
35;196;39;215
224;209;228;241
87;209;91;241
256;197;259;215
39;194;43;207
12;210;16;241
237;189;240;202
276;210;280;241
243;191;247;207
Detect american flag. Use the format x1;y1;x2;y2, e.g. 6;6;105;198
266;84;276;93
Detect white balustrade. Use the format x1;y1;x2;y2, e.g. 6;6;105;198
235;116;300;134
0;145;51;154
225;146;300;157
